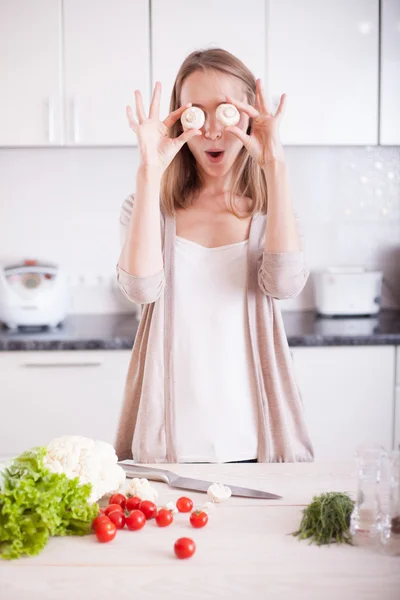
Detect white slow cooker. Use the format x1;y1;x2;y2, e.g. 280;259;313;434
314;266;383;317
0;259;70;330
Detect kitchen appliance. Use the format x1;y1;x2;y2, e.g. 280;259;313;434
118;462;282;499
314;266;383;317
0;259;70;329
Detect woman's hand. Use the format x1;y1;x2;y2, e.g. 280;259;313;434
126;82;202;174
224;78;286;168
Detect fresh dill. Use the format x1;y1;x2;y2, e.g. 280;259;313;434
292;491;355;546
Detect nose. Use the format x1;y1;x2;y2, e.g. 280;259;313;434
204;113;223;141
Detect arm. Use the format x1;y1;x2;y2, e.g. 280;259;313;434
116;82;201;305
258;160;309;299
118;165;164;277
116;175;165;305
224;81;309;299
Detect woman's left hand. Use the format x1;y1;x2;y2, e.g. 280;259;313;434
225;78;286;168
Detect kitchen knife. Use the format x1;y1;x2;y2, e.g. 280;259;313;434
118;462;282;500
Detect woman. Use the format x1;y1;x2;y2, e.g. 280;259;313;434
115;48;314;464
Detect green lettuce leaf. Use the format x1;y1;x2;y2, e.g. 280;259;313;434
0;447;99;560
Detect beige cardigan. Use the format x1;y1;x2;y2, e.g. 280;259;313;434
115;194;314;463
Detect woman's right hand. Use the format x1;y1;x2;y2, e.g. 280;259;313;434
126;82;201;174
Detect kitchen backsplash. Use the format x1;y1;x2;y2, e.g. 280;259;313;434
0;145;399;314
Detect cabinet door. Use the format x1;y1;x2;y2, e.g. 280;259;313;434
267;0;379;144
291;346;395;461
152;0;266;120
380;0;400;144
63;0;150;146
0;0;64;146
0;350;132;458
395;347;400;451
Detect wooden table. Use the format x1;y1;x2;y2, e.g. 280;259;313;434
1;461;399;600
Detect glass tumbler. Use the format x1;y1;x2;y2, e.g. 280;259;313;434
380;450;400;556
350;443;387;546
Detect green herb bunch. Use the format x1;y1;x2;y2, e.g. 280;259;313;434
0;447;99;560
292;491;355;546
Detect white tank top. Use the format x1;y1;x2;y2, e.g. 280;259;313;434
173;235;259;463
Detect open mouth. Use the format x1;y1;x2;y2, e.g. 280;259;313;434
205;151;225;164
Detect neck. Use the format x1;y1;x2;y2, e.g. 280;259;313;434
195;164;233;202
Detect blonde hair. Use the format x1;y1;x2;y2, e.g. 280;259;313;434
160;48;268;217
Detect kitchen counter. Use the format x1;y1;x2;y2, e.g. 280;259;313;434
2;461;399;600
1;309;400;351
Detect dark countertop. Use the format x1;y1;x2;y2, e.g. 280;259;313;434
1;309;400;351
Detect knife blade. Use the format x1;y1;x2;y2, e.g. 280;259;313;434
118;462;282;500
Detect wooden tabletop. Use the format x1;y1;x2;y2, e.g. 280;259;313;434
1;461;399;600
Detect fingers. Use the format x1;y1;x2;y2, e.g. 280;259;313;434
134;90;146;122
256;78;271;115
274;93;287;118
163;103;193;129
126;105;138;132
149;81;161;120
224;125;251;148
175;128;202;147
254;91;262;114
225;95;259;120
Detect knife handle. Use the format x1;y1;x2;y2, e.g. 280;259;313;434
118;463;172;483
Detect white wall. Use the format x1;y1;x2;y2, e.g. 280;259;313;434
0;145;399;313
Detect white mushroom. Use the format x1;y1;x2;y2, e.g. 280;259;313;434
207;482;232;503
181;106;205;130
216;103;240;127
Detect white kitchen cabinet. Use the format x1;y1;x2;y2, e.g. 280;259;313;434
380;0;400;144
0;0;64;146
291;346;395;461
63;0;150;146
267;0;379;145
395;346;400;451
0;0;149;147
151;0;266;121
0;350;131;458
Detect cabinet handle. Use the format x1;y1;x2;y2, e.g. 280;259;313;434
47;96;56;144
70;97;80;143
20;362;102;368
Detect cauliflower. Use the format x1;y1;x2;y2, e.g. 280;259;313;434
123;477;159;503
43;435;126;503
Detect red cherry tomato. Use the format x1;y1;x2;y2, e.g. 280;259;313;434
139;500;157;520
95;520;117;543
174;537;196;559
109;493;127;510
190;510;208;528
125;509;146;531
176;497;193;513
126;496;142;511
92;515;111;531
105;503;124;516
155;508;173;527
108;510;126;530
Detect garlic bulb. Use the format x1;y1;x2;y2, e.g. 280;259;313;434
161;501;178;514
207;482;232;503
216;103;240;127
181;106;205;130
201;501;216;514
